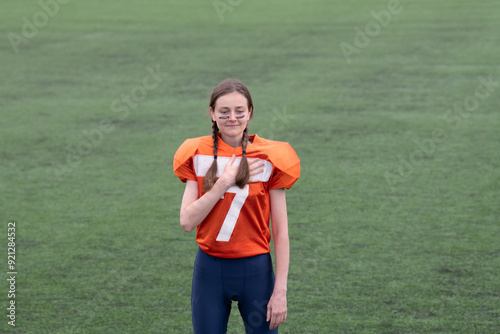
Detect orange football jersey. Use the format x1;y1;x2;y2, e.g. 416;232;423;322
173;134;300;258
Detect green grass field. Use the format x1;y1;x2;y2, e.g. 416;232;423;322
1;0;499;333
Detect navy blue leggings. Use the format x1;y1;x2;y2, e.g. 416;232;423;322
191;248;278;334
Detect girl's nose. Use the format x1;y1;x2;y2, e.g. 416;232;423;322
228;112;237;121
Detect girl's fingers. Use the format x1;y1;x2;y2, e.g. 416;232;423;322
249;168;263;176
248;159;264;183
248;176;262;183
248;158;262;165
249;161;264;171
227;154;236;165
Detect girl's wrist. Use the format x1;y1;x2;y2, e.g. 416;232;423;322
214;177;232;194
272;286;287;296
273;281;287;293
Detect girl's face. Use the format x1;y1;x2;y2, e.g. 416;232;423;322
210;92;252;144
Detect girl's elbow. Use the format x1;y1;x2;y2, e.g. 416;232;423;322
180;216;195;232
180;223;194;233
182;226;194;233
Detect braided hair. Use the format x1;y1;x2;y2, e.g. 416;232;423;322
203;79;253;192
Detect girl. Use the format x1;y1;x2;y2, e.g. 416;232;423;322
173;79;300;333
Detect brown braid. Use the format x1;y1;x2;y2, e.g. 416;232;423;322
203;121;219;192
235;127;250;188
211;120;219;158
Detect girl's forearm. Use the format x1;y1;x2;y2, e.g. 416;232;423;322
180;179;230;232
269;188;290;293
273;232;290;292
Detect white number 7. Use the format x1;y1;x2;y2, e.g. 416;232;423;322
216;184;249;242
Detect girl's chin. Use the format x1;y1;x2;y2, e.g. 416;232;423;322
221;129;244;138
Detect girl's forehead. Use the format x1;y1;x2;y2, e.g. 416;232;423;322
215;92;248;108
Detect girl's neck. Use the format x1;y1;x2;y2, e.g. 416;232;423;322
220;133;242;148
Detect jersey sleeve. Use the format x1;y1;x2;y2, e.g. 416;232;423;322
268;143;301;190
173;139;198;183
